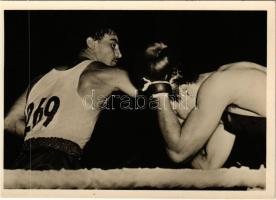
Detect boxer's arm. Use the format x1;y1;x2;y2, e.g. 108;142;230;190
81;62;138;97
107;68;138;97
157;73;232;163
190;123;235;169
4;90;27;136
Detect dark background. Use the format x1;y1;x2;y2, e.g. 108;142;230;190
4;10;267;169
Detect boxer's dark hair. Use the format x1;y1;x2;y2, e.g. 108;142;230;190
151;44;199;83
131;42;200;90
173;65;200;85
77;27;118;62
90;27;117;41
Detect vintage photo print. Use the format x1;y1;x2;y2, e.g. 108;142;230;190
0;1;275;198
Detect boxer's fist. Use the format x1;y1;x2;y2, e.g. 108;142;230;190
144;42;172;81
142;42;173;95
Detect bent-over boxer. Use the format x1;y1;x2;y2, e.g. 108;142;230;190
141;42;266;169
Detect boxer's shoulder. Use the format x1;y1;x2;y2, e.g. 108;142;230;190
78;61;128;94
81;61;126;83
218;61;266;73
199;71;230;91
197;71;236;105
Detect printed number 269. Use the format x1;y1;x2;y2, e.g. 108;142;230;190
25;96;60;133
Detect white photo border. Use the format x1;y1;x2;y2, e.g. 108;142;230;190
0;1;275;199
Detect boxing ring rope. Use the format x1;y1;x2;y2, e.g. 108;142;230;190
4;167;265;189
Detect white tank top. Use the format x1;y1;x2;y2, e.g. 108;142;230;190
24;60;97;148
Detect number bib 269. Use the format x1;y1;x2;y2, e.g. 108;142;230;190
25;96;60;133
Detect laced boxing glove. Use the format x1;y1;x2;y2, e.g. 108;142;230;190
142;42;174;97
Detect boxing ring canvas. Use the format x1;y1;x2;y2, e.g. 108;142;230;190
1;1;275;198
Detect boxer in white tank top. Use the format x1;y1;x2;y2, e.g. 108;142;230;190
4;28;137;170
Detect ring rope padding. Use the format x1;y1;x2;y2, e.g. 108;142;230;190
4;167;265;189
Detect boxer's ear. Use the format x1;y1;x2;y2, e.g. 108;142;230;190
86;37;96;49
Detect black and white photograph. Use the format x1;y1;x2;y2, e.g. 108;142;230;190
1;1;275;198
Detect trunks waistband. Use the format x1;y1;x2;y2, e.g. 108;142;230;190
23;137;82;158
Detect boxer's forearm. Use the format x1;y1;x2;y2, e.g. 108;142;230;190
157;96;222;163
15;120;26;136
4;90;27;136
4;117;25;136
156;95;200;162
115;78;138;98
156;95;182;152
112;68;138;97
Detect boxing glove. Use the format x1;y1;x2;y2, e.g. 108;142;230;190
142;42;174;96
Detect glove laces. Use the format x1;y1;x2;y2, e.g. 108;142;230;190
142;77;171;92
